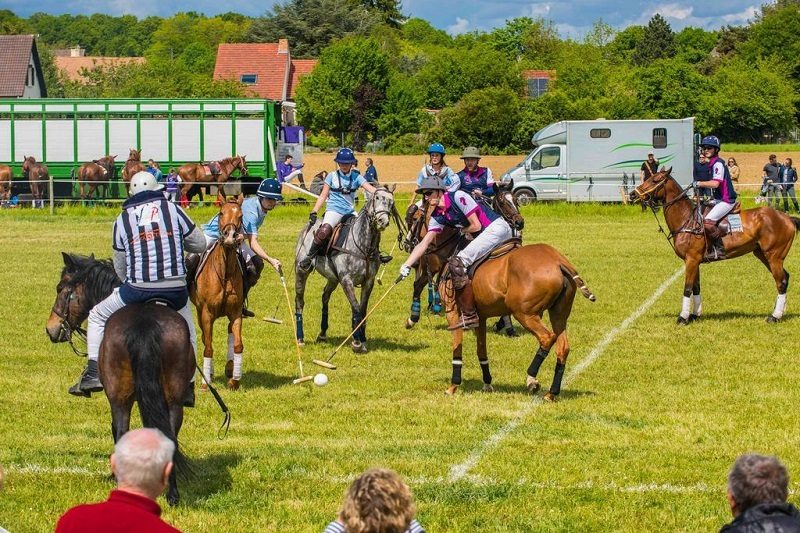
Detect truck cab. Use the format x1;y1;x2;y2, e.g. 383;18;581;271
509;144;566;204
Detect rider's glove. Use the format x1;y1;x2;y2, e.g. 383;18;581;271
309;212;318;225
399;265;412;280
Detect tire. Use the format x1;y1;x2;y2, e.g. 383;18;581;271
514;188;537;206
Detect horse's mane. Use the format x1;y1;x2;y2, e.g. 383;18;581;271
63;253;121;308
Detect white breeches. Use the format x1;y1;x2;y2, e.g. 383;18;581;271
456;218;514;268
282;169;303;183
86;287;197;362
204;234;254;262
322;210;349;228
705;201;734;222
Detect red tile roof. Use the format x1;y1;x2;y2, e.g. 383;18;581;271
522;69;555;80
0;35;42;97
214;42;291;100
287;59;317;98
55;56;145;82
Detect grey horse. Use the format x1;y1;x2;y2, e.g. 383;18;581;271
294;186;396;353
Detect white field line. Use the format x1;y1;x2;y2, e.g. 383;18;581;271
448;266;685;483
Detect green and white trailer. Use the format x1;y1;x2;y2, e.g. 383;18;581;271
503;118;696;203
0;98;282;198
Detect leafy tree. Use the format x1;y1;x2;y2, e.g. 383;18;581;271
632;58;710;119
434;87;522;151
0;9;31;34
401;18;452;47
715;25;749;56
518;18;561;68
584;19;616;49
631;14;676;66
675;27;717;64
489;17;536;60
376;75;426;138
356;0;405;27
610;25;644;62
146;14;245;65
738;2;800;66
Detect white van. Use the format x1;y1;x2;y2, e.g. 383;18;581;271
503;118;695;203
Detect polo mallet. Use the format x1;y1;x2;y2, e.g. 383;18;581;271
273;266;311;385
313;276;403;370
263;301;283;324
376;239;399;286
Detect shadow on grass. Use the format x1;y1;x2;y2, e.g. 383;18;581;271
244;370;295;390
311;336;429;352
655;310;796;321
182;451;242;504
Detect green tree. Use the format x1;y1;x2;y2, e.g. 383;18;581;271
584;19;616;49
0;9;31;33
675;27;717;64
434;87;522;151
631;14;676;66
610;25;645;62
376;75;426;138
146;14;245;64
738;2;800;66
401;18;452;47
633;58;710;119
356;0;405;27
489;17;535;60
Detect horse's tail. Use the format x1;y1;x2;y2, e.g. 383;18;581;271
559;263;596;302
125;313;189;475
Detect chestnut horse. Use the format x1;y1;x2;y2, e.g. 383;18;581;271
0;164;11;205
46;253;193;505
77;155;117;202
121;148;145;191
188;198;246;390
410;190;595;400
630;168;800;323
22;156;48;208
178;155;249;205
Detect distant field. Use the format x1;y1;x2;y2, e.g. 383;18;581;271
1;202;799;531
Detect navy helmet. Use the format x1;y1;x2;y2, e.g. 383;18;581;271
700;135;721;149
257;178;282;201
427;142;446;155
334;147;357;164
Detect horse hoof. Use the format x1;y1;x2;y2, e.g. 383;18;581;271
676;316;690;325
445;385;458;395
405;318;416;329
166;494;179;507
227;379;240;391
482;383;494;393
526;376;541;393
316;334;327;343
689;314;700;322
543;392;557;403
225;360;233;379
351;341;368;354
298;340;305;347
766;315;781;323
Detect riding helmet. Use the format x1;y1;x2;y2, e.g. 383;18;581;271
427;142;446;155
257;178;283;201
129;170;163;195
416;175;447;194
700;135;721;149
334;147;357;164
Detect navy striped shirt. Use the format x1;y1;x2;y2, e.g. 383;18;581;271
323;519;425;533
112;190;195;284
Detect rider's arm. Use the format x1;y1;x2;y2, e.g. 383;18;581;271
480;169;496;197
402;231;437;269
311;184;330;214
113;250;127;282
462;213;482;235
697;161;724;189
247;234;281;270
362;181;377;194
184;226;207;253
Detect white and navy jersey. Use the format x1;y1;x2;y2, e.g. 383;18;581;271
112;190;196;283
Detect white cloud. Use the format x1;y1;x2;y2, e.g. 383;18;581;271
447;17;470;35
528;3;551;18
655;3;694;20
721;5;758;24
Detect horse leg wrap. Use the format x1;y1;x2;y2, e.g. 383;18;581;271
232;353;243;380
480;359;492;384
203;357;213;383
433;290;442;313
451;359;463;385
427;283;434;306
410;298;421;322
680;294;692;320
550;361;566;396
528;348;548;377
773;294;788;319
692;294;703;316
352;312;365;343
295;312;305;343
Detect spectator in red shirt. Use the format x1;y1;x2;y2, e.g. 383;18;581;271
55;428;182;533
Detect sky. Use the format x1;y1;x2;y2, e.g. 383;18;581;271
1;0;763;38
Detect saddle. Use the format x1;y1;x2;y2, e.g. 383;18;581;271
144;297;179;311
325;214;356;255
466;237;523;278
186;241;246;287
203;162;221;176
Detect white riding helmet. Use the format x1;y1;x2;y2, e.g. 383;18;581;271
129;171;164;196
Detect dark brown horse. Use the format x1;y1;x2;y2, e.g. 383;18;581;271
178;155;249;205
121;148;145;191
408;187;594;400
46;253;193;505
630;168;800;323
188;198;246;390
77;155;117;202
22;155;48;208
0;164;11;205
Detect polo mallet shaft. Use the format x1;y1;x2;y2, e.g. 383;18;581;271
376;239;399;286
277;266;306;383
263;302;282;324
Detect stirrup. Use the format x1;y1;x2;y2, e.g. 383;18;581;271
379;253;393;264
448;313;479;331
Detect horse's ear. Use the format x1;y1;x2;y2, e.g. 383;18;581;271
62;252;73;267
665;166;673;176
89;253;95;261
237;193;244;206
507;178;514;189
111;155;117;160
389;183;396;193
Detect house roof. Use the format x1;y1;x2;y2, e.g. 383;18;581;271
287;59;317;98
55;56;145;82
522;69;555;80
0;35;46;97
214;42;290;100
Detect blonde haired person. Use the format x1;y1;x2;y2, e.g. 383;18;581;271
727;157;740;183
323;468;425;533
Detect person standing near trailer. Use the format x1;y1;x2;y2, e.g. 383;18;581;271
640;153;659;184
277;154;307;190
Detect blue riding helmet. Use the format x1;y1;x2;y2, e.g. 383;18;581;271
334;147;357;164
700;135;721;149
427;142;446;155
257;178;283;201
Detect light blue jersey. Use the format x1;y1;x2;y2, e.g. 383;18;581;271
416;164;460;192
203;196;265;238
324;170;366;215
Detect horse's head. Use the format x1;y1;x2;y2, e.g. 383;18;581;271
22;156;33;172
368;185;395;231
129;148;141;161
237;155;249;176
46;253;94;343
218;196;244;247
629;167;673;207
492;180;524;231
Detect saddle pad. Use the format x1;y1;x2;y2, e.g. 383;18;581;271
727;213;743;232
467;237;523;278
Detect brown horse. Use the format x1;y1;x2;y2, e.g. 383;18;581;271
121;148;145;191
178;155;249;205
46;253;193;505
0;164;11;206
77;155;117;202
188;198;246;390
22;156;48;208
410;189;595;400
630;168;800;323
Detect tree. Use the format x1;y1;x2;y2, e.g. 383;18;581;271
675;27;717;64
489;17;535;60
0;9;31;34
738;2;800;65
355;0;405;27
401;18;452;47
584;19;616;49
146;13;245;65
631;14;676;66
632;58;710;119
434;87;522;151
376;75;426;138
610;25;645;62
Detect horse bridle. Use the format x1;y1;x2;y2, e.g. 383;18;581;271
635;174;703;251
51;284;88;356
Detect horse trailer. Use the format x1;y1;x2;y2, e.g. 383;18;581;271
0;98;283;199
503;118;696;203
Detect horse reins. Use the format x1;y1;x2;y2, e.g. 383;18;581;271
50;286;89;357
638;178;703;252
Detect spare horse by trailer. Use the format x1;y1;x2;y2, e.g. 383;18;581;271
504;118;696;203
0;98;285;199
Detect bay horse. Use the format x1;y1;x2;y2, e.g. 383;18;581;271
294;187;397;352
22;155;48;208
77;155;117;203
188;198;247;390
178;155;249;205
121;148;145;192
410;189;595;400
0;164;11;206
630;167;800;323
46;252;193;505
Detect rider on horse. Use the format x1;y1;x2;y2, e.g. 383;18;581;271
457;146;495;202
399;175;514;330
695;135;738;255
298;148;382;270
72;171;207;400
197;179;283;317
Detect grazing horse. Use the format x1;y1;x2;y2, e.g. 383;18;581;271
22;156;48;208
0;164;11;206
77;155;117;203
178;155;249;205
46;253;193;505
630;168;800;323
294;186;396;352
188;199;247;390
121;148;145;192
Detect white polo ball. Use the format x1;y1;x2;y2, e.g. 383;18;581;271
313;373;329;386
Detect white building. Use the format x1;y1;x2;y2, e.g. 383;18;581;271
0;35;47;98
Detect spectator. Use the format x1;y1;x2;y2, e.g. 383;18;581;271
640;153;659;184
763;154;782;208
146;159;163;183
324;468;425;533
363;157;378;202
727;157;741;184
779;157;799;212
277;154;307;190
55;428;182;533
694;153;711;200
721;454;800;532
165;168;181;204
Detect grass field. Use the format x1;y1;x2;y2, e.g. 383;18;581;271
1;198;799;532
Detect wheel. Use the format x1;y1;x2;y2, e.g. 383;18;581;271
513;188;536;206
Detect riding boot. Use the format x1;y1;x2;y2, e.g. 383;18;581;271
69;359;103;396
448;281;479;331
241;256;263;318
299;223;332;270
703;221;724;260
298;176;308;191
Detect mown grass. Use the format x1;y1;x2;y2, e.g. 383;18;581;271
724;143;800;153
0;199;798;532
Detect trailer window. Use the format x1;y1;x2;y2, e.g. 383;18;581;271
653;128;667;149
590;128;611;138
537;147;561;168
240;74;258;84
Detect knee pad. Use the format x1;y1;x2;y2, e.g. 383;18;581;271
314;223;333;245
448;256;469;290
